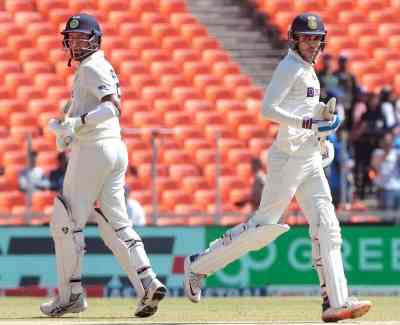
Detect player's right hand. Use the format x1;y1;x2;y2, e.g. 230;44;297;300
48;118;75;151
302;115;342;137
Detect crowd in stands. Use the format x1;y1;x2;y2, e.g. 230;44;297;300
317;53;400;211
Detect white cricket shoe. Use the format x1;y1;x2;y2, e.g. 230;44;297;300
40;293;88;317
322;296;372;323
134;278;167;318
183;254;205;303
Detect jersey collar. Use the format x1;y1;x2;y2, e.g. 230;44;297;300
288;49;313;67
80;50;105;65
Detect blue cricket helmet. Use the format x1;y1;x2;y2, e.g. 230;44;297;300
61;13;102;65
288;13;327;51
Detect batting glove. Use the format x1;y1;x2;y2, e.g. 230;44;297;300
62;116;83;131
48;118;75;151
302;115;342;138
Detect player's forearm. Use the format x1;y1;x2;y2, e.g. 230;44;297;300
81;101;119;126
262;103;303;129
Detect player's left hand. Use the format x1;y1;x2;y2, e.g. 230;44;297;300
313;115;342;138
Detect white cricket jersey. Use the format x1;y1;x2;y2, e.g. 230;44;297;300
69;50;121;142
262;49;320;156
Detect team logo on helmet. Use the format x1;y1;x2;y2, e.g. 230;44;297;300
307;16;318;30
69;18;80;29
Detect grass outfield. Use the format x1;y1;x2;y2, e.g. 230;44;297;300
0;297;398;324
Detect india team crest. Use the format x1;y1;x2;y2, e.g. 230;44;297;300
69;18;79;29
307;16;318;30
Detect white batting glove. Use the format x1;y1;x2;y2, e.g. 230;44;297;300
48;118;75;151
302;115;342;138
62;116;83;131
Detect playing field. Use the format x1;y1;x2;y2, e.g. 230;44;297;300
0;297;398;324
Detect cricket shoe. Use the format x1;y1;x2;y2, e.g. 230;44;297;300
183;254;205;303
322;296;372;323
40;293;88;317
134;278;167;318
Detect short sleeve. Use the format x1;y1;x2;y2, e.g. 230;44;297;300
83;65;117;100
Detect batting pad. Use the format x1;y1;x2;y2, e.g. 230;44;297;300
191;223;289;275
316;204;348;308
50;195;85;304
94;209;148;298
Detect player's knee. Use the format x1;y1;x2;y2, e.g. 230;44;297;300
51;195;75;238
315;200;342;248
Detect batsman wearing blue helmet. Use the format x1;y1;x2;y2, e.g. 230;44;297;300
183;13;371;322
41;13;166;318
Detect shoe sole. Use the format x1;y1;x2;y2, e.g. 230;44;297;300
183;257;200;303
134;286;167;318
322;303;372;323
40;302;87;317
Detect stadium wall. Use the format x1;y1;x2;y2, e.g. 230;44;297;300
0;226;398;297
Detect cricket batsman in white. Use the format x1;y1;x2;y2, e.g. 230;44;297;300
183;13;372;322
40;13;166;318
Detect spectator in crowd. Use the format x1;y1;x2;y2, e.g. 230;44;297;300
326;129;353;208
248;157;266;212
48;152;68;193
234;157;266;212
18;151;49;193
350;92;387;199
371;131;400;211
317;53;342;102
334;54;358;129
351;87;368;126
378;86;398;130
125;186;146;226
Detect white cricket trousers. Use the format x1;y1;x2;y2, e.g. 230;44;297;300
251;144;333;229
62;138;131;230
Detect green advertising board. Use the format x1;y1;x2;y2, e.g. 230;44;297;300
205;226;400;288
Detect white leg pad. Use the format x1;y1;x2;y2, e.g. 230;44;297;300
50;195;85;304
94;209;154;298
314;203;348;308
191;223;289;275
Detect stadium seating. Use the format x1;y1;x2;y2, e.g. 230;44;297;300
3;0;392;225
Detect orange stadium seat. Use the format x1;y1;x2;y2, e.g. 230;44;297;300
359;35;386;56
180;23;208;41
141;12;167;30
164;111;191;127
130;0;157;14
97;0;127;12
362;73;389;92
183;61;210;80
369;8;397;24
169;13;198;29
293;0;323;12
347;23;377;38
357;0;385;14
162;189;191;210
191;36;220;51
48;8;73;27
258;0;291;13
159;74;188;89
171;86;201;104
5;0;35;14
159;0;186;16
338;11;366;25
69;0;97;11
326;0;354;11
272;11;296;33
204;125;234;141
169;164;199;180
